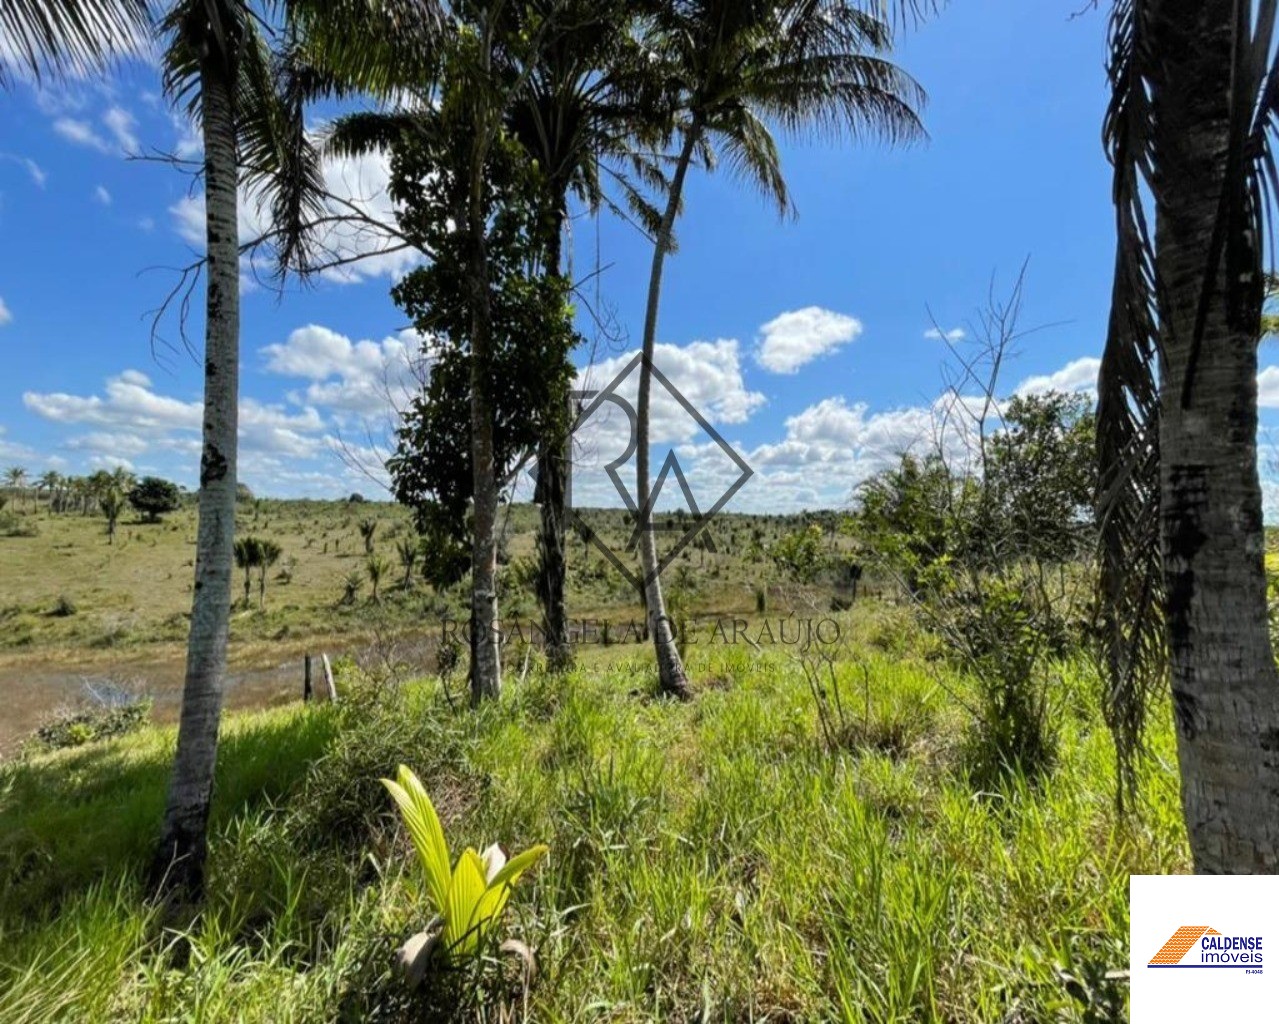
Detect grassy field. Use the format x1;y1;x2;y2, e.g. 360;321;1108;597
0;601;1187;1022
0;497;857;749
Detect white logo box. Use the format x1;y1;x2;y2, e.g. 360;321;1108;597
1130;874;1279;1020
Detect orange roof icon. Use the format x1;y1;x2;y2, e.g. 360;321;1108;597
1149;926;1221;965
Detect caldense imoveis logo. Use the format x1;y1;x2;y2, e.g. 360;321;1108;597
1148;926;1264;969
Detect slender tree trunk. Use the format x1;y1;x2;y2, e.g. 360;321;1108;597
467;131;502;705
636;125;700;700
150;54;240;901
1153;1;1279;872
536;202;571;671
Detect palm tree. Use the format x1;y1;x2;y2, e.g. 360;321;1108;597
35;470;59;508
1097;0;1279;872
358;517;377;554
506;0;666;673
4;466;26;510
100;487;124;543
0;0;150;86
366;552;389;601
233;536;261;607
149;0;337;902
257;538;281;608
396;534;419;589
633;0;926;697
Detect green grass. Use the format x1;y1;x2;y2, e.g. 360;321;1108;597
0;634;1187;1022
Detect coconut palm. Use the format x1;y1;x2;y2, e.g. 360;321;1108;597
0;0;151;86
1097;0;1279;871
633;0;927;697
149;0;347;902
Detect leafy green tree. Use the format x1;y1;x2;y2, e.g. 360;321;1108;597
632;0;927;698
128;476;182;523
1097;0;1279;868
770;523;827;583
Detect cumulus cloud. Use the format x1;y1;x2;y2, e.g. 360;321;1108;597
1014;356;1101;396
1258;366;1279;408
0;296;10;326
169;147;414;285
262;324;431;420
756;306;863;374
924;326;967;342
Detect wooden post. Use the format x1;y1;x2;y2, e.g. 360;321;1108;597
304;654;313;702
321;653;338;703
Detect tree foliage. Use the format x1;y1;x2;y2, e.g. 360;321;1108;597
128;476;182;523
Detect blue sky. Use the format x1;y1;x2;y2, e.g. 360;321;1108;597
3;2;1275;512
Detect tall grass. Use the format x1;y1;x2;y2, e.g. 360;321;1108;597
0;638;1186;1022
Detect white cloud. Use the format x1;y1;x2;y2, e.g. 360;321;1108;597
1258;366;1279;408
53;117;113;154
1014;356;1101;396
0;153;46;187
0;297;10;326
94;185;112;205
169;146;414;285
262;324;430;420
924;326;967;342
102;106;138;153
756;307;863;374
568;339;766;511
53;106;139;156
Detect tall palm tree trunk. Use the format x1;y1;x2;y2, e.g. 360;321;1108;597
536;203;571;671
467;134;502;705
151;55;241;900
1154;0;1279;872
636;124;700;701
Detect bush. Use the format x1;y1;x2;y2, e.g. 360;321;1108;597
50;594;77;617
0;511;38;538
33;692;152;750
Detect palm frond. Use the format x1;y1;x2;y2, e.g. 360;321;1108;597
0;0;152;85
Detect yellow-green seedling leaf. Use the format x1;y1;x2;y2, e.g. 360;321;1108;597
381;765;451;915
475;844;550;936
444;847;488;955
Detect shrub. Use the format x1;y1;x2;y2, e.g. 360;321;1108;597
33;692;152;750
50;594;77;617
